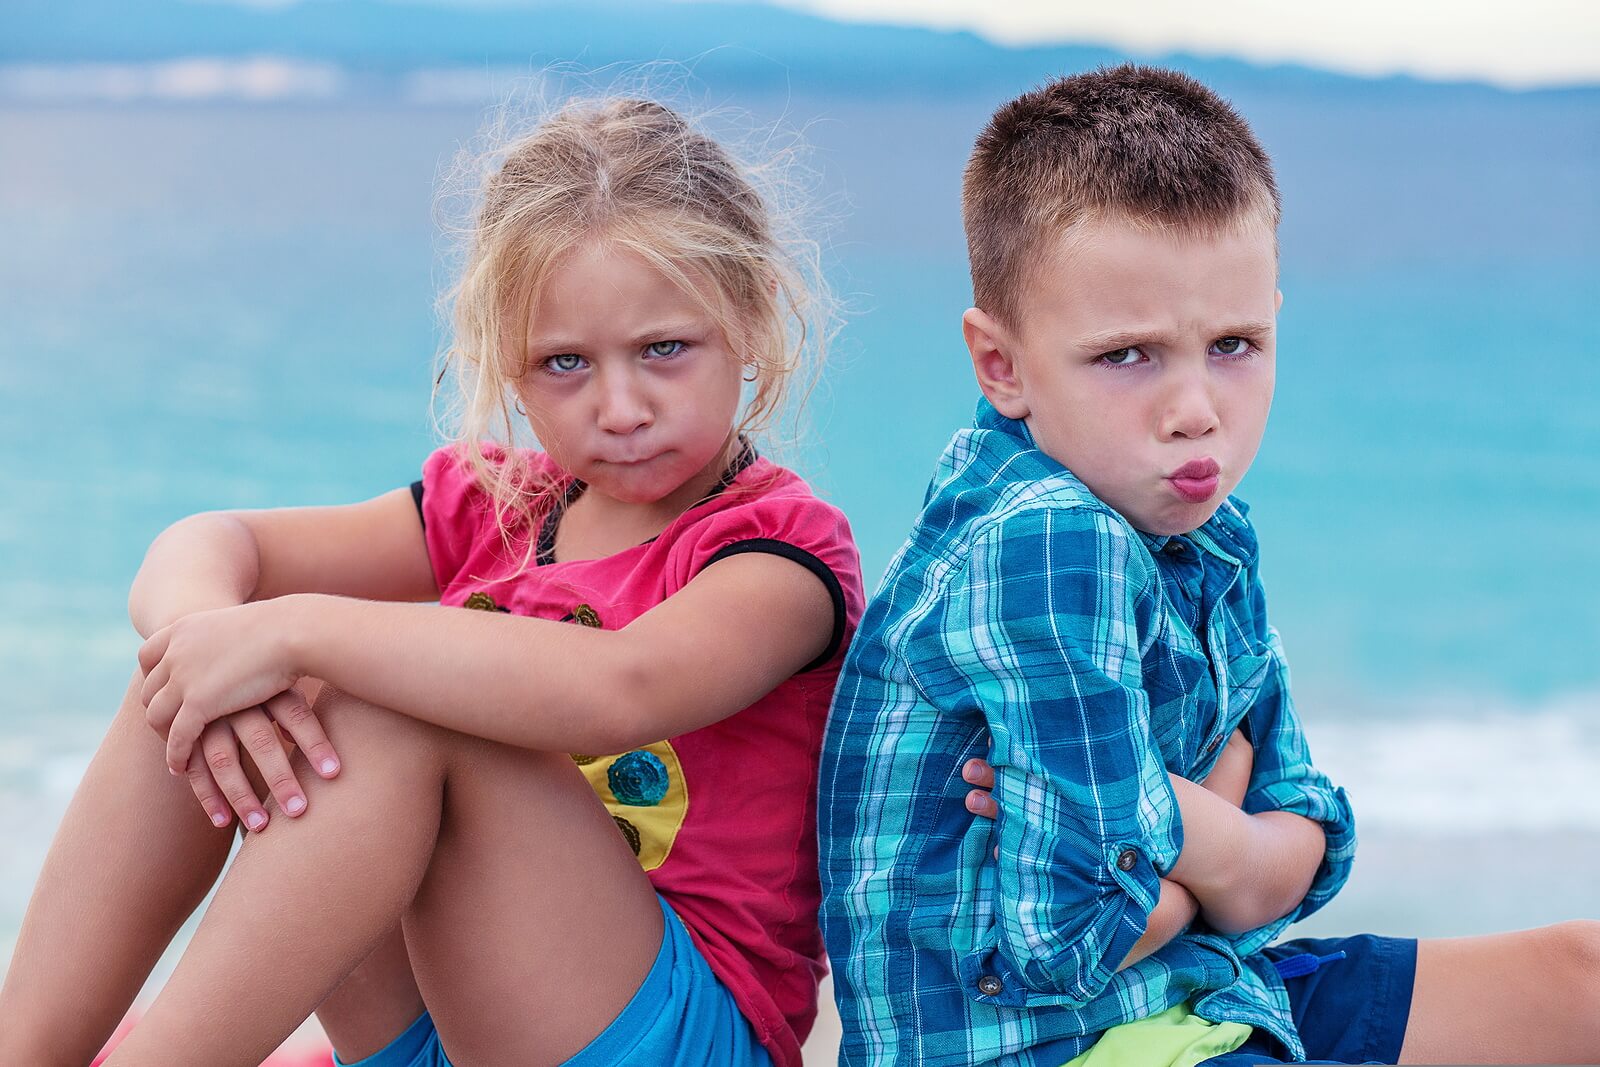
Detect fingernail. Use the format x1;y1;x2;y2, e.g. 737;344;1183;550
285;795;306;815
319;758;339;776
210;811;229;827
246;811;267;831
168;765;179;777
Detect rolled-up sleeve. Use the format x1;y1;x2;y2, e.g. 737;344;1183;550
1230;616;1358;957
929;503;1182;1007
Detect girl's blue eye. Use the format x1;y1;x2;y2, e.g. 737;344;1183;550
647;340;685;358
1211;337;1253;358
545;353;586;373
1099;346;1145;367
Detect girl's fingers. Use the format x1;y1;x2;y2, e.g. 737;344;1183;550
138;660;169;709
166;706;208;776
185;726;236;829
262;688;340;779
199;721;271;832
144;683;182;743
962;757;996;790
232;706;308;819
136;627;171;676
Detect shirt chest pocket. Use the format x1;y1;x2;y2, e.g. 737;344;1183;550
1220;648;1274;732
1142;639;1213;756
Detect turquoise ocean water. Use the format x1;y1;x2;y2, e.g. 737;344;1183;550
2;71;1597;976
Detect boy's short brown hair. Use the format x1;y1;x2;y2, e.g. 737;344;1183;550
963;64;1280;328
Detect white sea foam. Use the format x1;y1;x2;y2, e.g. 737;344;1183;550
0;58;347;103
1304;695;1600;834
402;67;542;106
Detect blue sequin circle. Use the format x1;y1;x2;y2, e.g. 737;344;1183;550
608;750;669;806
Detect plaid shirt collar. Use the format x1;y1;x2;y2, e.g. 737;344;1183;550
970;396;1259;567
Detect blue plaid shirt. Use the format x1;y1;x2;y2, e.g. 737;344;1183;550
818;399;1357;1067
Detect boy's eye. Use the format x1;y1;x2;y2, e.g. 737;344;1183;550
1211;337;1253;358
647;340;685;358
544;353;586;373
1098;346;1146;367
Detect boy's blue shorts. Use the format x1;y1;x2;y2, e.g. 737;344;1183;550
1199;934;1418;1066
333;894;773;1067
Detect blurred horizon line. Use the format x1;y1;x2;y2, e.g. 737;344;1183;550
4;0;1599;106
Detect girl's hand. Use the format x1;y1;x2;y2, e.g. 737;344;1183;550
138;600;314;774
183;691;340;832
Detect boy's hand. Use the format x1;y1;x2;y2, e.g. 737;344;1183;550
962;758;1000;820
180;689;340;832
1199;728;1253;809
963;733;1254;824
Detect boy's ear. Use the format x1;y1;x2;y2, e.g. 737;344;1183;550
1276;288;1284;312
963;308;1029;420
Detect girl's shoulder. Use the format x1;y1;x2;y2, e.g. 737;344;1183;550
662;455;864;601
416;443;567;587
422;442;565;505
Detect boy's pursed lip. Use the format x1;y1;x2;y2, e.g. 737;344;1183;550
1167;458;1220;503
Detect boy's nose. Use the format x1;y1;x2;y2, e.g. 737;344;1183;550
1159;374;1220;440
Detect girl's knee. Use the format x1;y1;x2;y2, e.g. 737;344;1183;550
1547;920;1600;983
309;687;451;764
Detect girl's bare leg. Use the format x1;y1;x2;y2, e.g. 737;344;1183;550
0;671;235;1067
106;686;664;1067
315;925;428;1061
1399;920;1600;1064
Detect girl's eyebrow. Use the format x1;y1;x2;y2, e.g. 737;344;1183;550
1074;320;1276;352
524;322;706;354
627;322;705;346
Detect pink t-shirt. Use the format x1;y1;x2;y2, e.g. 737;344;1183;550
412;443;864;1067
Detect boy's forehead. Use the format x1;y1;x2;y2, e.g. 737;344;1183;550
1018;216;1278;339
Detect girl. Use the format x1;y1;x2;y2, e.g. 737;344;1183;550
0;97;862;1067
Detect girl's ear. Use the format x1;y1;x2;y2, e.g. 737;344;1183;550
963;308;1029;420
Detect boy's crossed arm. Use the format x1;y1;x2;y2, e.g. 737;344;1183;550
942;505;1353;1006
966;726;1326;967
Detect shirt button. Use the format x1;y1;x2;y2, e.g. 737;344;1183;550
1164;540;1185;555
1116;848;1139;872
977;975;1004;996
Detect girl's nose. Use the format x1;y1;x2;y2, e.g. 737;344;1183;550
595;372;653;435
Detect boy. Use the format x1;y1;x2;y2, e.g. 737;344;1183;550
817;65;1600;1066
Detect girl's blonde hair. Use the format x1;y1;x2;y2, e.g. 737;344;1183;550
435;94;834;566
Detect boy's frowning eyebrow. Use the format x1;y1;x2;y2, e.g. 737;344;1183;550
1073;320;1277;353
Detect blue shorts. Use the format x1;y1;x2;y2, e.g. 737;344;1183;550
1199;934;1417;1066
333;895;773;1067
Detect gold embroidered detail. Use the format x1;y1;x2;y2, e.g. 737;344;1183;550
572;603;603;628
613;815;642;855
463;592;501;612
574;738;688;872
570;754;598;766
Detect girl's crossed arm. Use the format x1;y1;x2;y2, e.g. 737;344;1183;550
141;533;836;775
130;488;438;827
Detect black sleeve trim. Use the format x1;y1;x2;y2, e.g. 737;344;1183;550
704;537;847;672
410;479;425;531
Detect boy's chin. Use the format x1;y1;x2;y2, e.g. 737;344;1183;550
1123;498;1224;538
